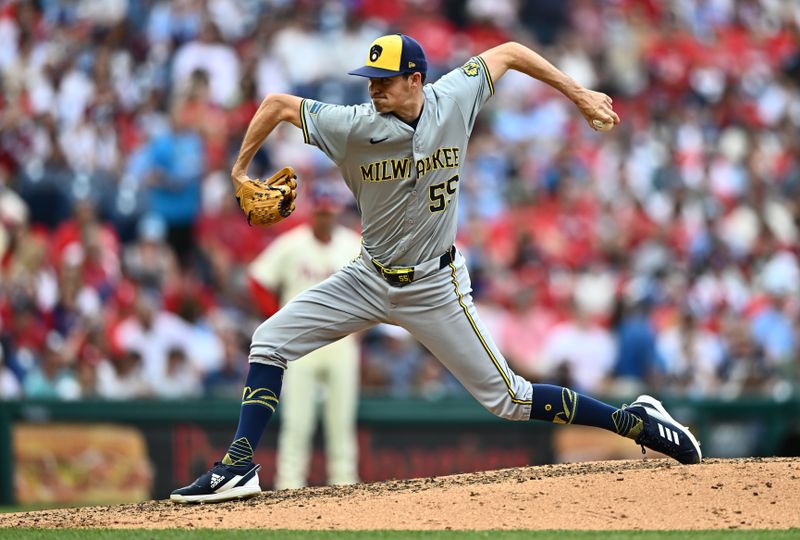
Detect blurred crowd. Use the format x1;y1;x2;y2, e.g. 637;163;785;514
1;0;799;403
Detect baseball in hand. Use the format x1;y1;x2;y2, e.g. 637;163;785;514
592;118;614;132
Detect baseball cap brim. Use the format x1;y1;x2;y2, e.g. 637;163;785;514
348;65;406;78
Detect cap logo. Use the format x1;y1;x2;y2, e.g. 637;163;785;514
350;35;416;76
408;61;416;68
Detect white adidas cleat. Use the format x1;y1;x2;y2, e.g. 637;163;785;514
170;462;261;503
625;395;702;464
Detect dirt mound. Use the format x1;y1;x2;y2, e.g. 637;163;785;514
3;457;799;530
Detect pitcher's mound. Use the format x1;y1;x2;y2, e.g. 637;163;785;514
3;457;799;530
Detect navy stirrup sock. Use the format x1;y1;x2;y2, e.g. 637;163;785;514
529;383;643;439
221;363;284;467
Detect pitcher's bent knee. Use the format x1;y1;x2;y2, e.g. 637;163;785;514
248;352;286;369
483;393;532;421
249;319;289;369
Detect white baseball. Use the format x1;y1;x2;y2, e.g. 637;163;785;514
592;118;614;132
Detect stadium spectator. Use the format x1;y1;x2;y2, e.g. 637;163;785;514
96;349;153;400
172;21;241;107
112;289;193;384
22;332;80;400
151;346;202;400
538;303;617;394
203;326;248;400
0;347;21;400
122;214;179;291
0;0;798;403
362;324;425;398
495;284;558;380
657;310;725;397
610;291;665;396
132;106;205;265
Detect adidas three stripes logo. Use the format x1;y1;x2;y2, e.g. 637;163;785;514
210;473;224;489
657;423;680;445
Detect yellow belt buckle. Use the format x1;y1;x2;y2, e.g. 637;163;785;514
383;266;414;282
373;259;414;285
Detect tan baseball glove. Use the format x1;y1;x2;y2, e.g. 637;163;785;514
235;166;298;226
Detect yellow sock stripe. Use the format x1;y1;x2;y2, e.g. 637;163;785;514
560;391;570;423
299;99;310;144
223;438;254;465
230;437;251;448
242;399;276;412
476;55;494;96
226;443;252;459
228;439;251;450
226;448;251;459
612;409;642;437
242;395;278;405
225;455;251;464
243;393;278;402
567;389;577;424
224;452;251;465
449;263;531;405
612;410;620;433
612;409;629;435
242;386;279;401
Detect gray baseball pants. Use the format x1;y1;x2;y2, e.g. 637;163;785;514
250;249;533;421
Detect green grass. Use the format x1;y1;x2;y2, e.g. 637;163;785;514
0;530;798;540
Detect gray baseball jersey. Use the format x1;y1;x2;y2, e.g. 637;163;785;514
251;56;533;421
299;56;493;266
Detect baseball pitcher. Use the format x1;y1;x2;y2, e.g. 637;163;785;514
172;34;701;503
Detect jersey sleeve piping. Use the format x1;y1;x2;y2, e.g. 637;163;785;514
476;55;494;96
299;98;310;144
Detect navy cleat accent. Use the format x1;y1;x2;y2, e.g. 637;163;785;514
170;462;261;503
625;395;702;465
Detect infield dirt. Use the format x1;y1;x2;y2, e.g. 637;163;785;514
2;457;799;530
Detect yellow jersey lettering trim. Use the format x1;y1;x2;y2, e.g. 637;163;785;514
431;150;445;169
476;55;494;96
448;262;532;405
379;160;393;181
391;158;410;179
429;182;446;213
428;174;459;213
360;157;413;183
415;147;460;179
359;147;461;182
442;148;455;167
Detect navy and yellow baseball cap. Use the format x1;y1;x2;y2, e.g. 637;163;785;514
348;34;427;78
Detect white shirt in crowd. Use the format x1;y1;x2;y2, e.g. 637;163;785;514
0;366;21;400
539;320;617;393
114;311;194;382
